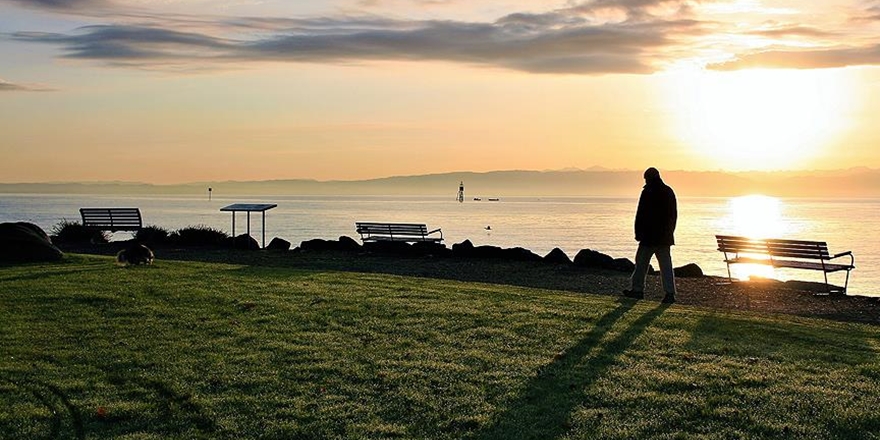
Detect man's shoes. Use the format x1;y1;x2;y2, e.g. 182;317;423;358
662;292;676;304
622;289;644;300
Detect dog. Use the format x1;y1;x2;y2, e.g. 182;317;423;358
116;243;154;266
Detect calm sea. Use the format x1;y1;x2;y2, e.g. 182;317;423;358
1;194;877;296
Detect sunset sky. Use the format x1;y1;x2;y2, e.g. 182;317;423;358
3;0;880;183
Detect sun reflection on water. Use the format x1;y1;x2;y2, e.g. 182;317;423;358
722;195;792;281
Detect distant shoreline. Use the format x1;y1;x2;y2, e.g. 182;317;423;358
1;168;880;197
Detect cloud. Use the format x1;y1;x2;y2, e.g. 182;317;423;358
6;0;109;10
709;45;880;70
11;13;701;74
0;78;54;91
750;24;836;39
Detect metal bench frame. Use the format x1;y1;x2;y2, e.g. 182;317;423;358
79;208;143;232
356;222;443;243
716;235;855;294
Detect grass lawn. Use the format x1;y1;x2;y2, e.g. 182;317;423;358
1;254;879;439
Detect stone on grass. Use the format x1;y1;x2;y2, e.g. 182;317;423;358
0;222;63;263
116;243;154;265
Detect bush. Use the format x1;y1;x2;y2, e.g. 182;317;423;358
136;225;170;245
50;219;109;244
170;225;229;247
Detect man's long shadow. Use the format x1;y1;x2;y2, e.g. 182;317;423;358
473;300;669;440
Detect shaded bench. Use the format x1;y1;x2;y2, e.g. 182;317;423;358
716;235;855;294
80;208;143;232
356;222;443;243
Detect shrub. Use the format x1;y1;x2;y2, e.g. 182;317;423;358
136;225;170;245
170;225;229;247
50;219;109;244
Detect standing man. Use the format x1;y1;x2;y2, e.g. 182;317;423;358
623;167;677;303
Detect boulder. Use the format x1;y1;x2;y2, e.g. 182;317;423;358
337;236;362;252
544;248;572;264
0;222;63;263
451;240;475;258
411;241;452;257
611;258;635;273
229;234;260;250
266;237;291;251
674;263;704;278
363;240;413;255
472;245;505;259
300;238;339;252
502;247;543;262
573;249;615;269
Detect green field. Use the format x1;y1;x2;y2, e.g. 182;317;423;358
1;254;878;439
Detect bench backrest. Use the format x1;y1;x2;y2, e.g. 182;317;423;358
356;222;429;237
80;208;143;231
716;235;831;260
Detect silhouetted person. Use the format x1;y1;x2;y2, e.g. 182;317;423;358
623;167;677;303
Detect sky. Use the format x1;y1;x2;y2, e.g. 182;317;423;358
2;0;880;183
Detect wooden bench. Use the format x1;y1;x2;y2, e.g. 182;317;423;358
356;222;443;243
716;235;855;294
80;208;143;232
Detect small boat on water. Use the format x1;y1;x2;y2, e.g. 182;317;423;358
473;197;482;201
488;198;500;202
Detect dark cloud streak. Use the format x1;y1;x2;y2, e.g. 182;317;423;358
6;0;108;11
710;45;880;70
0;77;54;91
12;14;695;74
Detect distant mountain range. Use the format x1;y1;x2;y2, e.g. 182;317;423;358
1;168;878;197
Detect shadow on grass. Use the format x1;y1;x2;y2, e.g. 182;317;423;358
472;300;670;440
0;265;109;283
104;372;218;436
155;249;632;298
0;377;85;440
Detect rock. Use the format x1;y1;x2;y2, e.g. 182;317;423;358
472;245;505;259
611;258;635;273
337;236;362;252
411;241;452;257
451;240;475;258
502;247;543;262
116;243;154;265
266;237;291;251
544;248;572;264
674;263;704;278
363;240;413;255
300;238;337;252
229;234;260;250
0;222;63;263
573;249;615;269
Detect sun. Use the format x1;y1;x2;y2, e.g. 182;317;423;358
666;68;852;170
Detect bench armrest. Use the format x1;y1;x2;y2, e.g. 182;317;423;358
427;228;442;238
832;251;852;259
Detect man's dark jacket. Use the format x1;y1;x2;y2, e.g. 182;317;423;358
634;177;677;246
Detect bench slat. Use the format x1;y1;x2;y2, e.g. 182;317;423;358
80;208;143;232
355;221;442;243
716;234;854;293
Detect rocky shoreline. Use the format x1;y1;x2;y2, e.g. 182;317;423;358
47;234;880;327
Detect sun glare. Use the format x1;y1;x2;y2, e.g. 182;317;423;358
719;195;792;280
667;68;851;170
